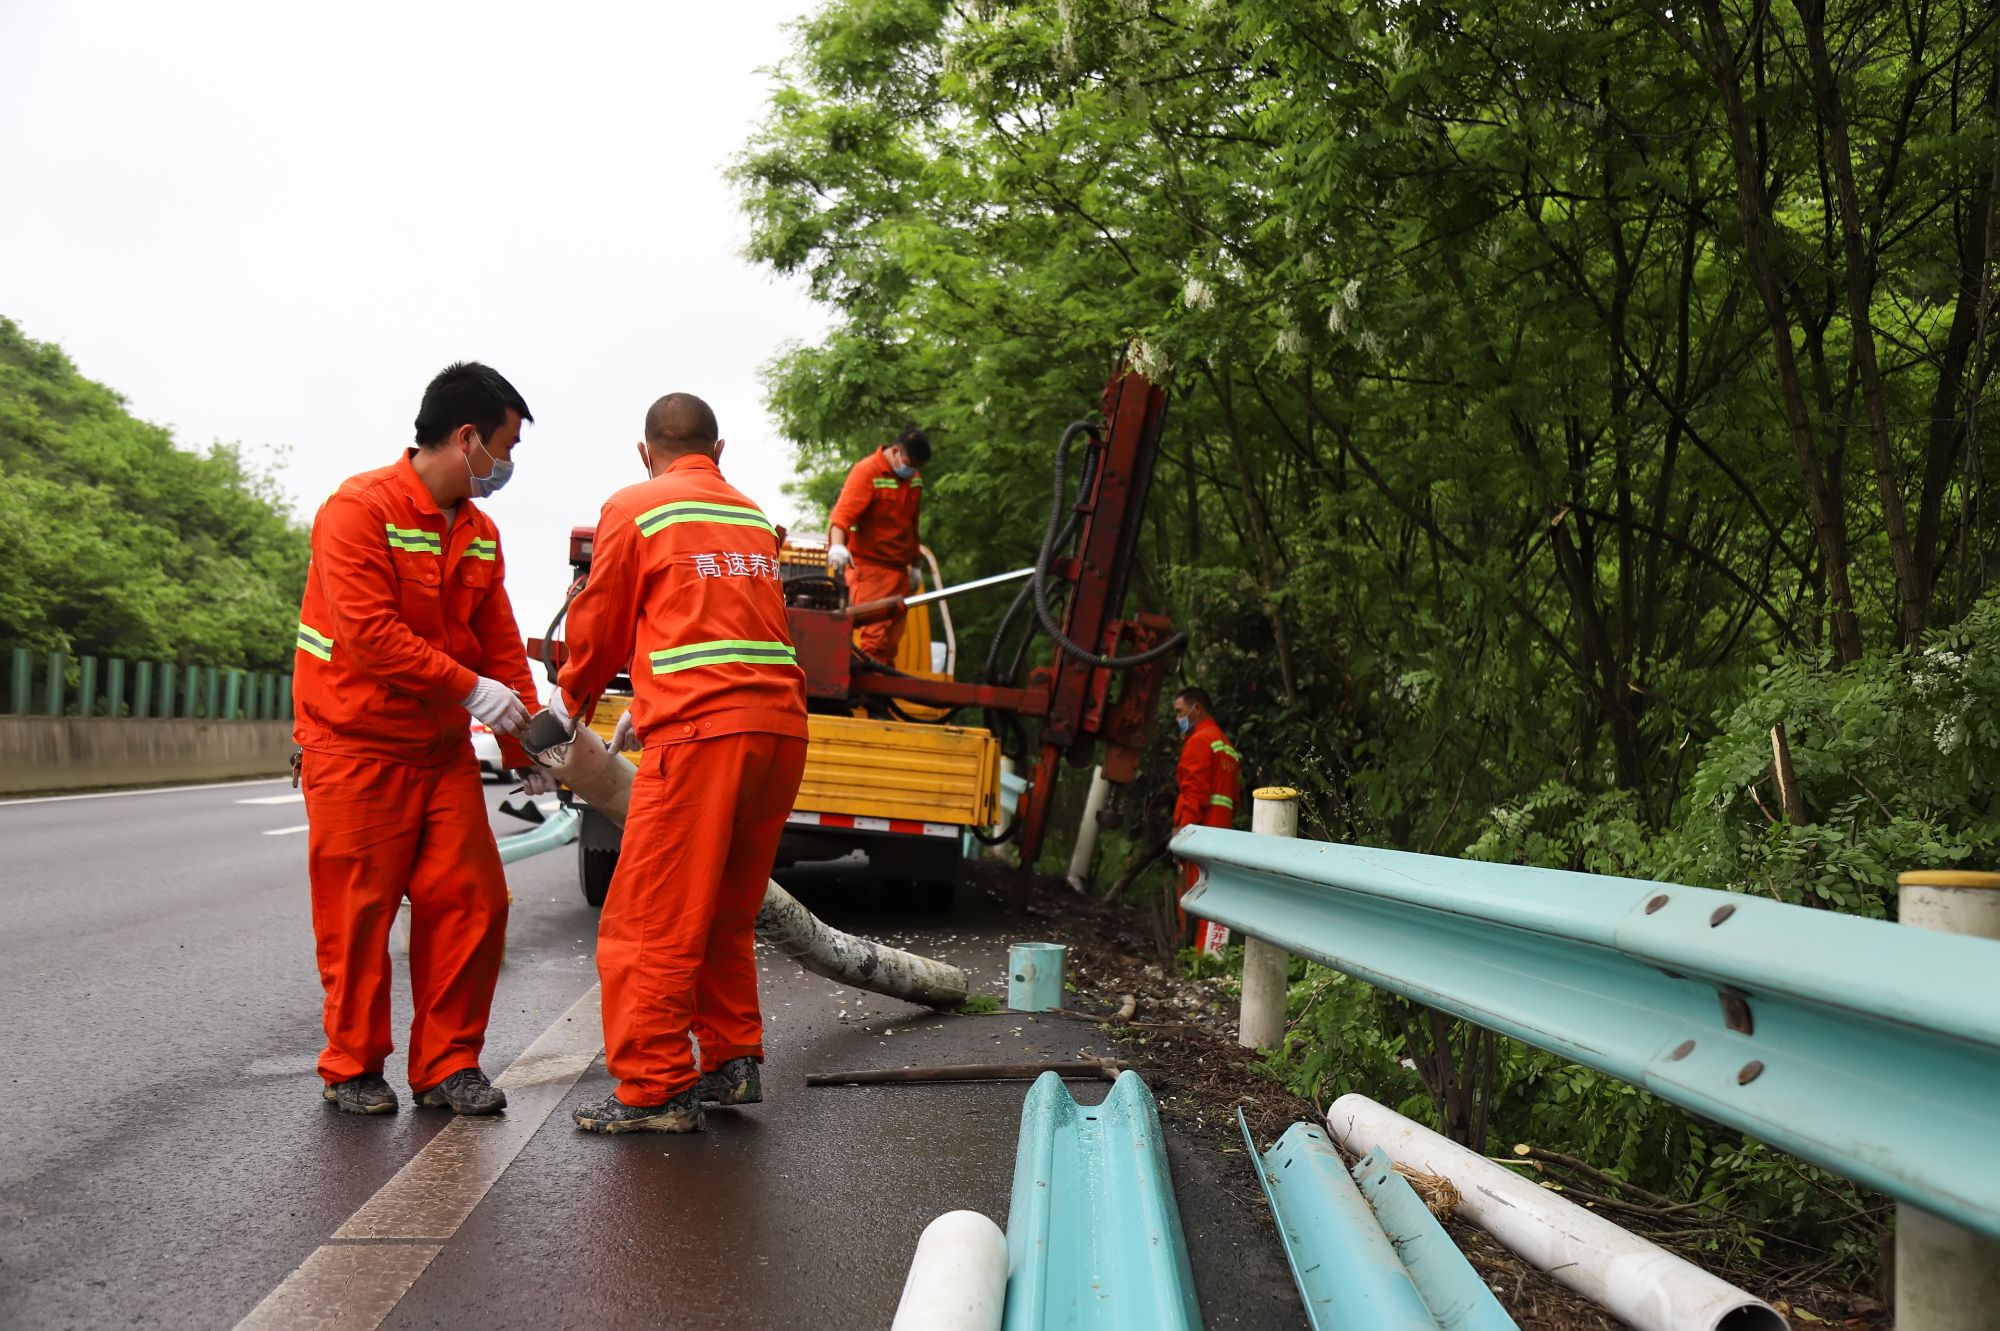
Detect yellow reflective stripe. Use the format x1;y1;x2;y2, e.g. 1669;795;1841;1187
871;477;901;488
647;638;798;674
295;622;334;662
461;539;499;561
1211;741;1240;761
1210;794;1234;809
384;523;441;553
634;500;773;537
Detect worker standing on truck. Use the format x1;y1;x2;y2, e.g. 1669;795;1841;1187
550;392;809;1134
1170;687;1240;949
826;428;930;664
294;362;549;1118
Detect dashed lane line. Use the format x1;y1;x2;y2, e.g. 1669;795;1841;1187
232;985;603;1330
263;824;310;837
236;793;307;806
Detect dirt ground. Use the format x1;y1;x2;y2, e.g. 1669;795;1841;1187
966;862;1889;1331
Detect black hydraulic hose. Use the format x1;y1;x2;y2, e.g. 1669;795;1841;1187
1033;422;1187;669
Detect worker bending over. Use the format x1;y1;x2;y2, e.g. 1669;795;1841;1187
826;427;930;663
294;362;548;1117
1171;687;1240;944
552;393;808;1134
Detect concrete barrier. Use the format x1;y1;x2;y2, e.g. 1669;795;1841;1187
0;717;295;794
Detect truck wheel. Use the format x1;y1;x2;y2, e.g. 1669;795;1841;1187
579;842;618;908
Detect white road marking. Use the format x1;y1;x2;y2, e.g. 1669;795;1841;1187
232;986;603;1331
236;793;306;806
263;824;310;837
0;776;290;808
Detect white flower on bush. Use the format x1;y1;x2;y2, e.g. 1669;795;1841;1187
1129;338;1173;380
1184;275;1216;311
1277;325;1308;357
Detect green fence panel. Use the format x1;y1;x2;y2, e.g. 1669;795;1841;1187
158;663;177;719
43;651;65;716
106;658;126;718
78;656;98;719
223;670;242;721
281;673;294;720
8;647;28;715
134;661;153;719
205;669;220;720
182;665;201;719
261;672;276;720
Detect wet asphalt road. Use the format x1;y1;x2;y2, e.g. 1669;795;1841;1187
0;777;1307;1330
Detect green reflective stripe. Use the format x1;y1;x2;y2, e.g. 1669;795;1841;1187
634;500;774;537
871;477;901;489
295;622;334;662
462;539;498;561
1210;794;1235;809
384;523;442;553
910;476;923;487
1211;741;1241;760
647;638;798;674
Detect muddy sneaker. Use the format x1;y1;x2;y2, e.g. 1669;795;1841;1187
413;1067;507;1116
572;1087;704;1134
323;1074;398;1115
698;1057;762;1106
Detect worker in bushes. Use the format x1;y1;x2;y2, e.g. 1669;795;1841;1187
550;392;809;1134
293;362;549;1118
826;427;930;663
1171;686;1240;947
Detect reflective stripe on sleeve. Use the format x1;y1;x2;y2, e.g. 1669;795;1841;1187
634;500;774;538
1211;740;1241;761
1210;794;1234;809
384;523;442;554
295;622;334;662
646;638;799;674
462;538;498;561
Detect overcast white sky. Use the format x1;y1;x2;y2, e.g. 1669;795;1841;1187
0;1;828;687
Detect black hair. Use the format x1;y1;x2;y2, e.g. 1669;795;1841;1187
414;362;533;447
1175;686;1214;713
646;393;720;451
896;428;932;465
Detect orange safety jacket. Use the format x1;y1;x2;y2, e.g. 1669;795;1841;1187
829;446;923;567
293;453;539;768
1174;717;1241;831
556;453;808;746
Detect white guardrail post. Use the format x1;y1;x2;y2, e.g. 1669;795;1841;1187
1066;765;1112;891
1895;869;2000;1330
1238;787;1297;1049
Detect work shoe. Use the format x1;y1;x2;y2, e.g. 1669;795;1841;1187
413;1067;508;1116
323;1074;398;1115
572;1086;704;1134
698;1057;762;1106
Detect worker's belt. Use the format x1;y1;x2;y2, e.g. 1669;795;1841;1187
647;638;799;675
633;500;774;538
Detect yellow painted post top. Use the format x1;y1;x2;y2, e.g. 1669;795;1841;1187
1252;786;1300;801
1897;870;2000;891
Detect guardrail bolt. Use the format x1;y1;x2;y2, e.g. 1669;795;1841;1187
1709;904;1736;926
1736;1060;1763;1085
1645;894;1669;914
1668;1040;1695;1061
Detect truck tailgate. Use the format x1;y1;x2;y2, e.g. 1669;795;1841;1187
798;714;999;827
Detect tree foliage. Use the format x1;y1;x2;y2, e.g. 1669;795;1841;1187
0;317;308;667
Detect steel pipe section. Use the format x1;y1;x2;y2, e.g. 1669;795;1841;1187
892;1210;1008;1331
1174;827;2000;1241
1329;1095;1781;1331
496;806;579;864
1003;1071;1200;1331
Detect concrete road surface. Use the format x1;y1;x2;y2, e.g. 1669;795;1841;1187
0;775;1306;1329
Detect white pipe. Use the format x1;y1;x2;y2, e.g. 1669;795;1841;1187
1239;788;1298;1049
919;545;956;676
890;1210;1007;1331
1065;766;1111;891
1896;872;2000;1330
1326;1094;1786;1331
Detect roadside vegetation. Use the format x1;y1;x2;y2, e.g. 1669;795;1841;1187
739;0;2000;1285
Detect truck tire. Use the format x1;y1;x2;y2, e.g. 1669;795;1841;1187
579;842;618;908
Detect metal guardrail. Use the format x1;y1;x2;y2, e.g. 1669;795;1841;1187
3;646;293;721
1175;828;2000;1243
496;807;578;864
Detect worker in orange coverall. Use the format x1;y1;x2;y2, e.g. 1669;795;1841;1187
551;392;809;1134
294;362;547;1118
826;427;930;663
1171;686;1240;949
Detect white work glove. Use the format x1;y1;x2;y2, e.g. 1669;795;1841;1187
464;676;529;736
548;690;575;730
515;767;558;796
610;709;640;752
826;541;853;571
907;564;922;592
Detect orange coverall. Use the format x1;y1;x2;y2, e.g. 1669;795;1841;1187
293;453;539;1091
557;453;809;1106
829;446;923;663
1174;717;1241;927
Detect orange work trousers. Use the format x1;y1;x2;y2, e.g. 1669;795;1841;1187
303;749;508;1090
847;558;909;664
599;730;808;1104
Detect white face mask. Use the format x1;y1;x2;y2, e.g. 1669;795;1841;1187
466;435;513;497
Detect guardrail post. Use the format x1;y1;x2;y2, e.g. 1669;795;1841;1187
262;672;276;720
1240;787;1299;1049
205;668;221;720
106;658;125;717
78;655;98;718
280;673;293;720
223;670;242;720
1895;870;2000;1330
158;663;177;718
134;661;153;719
44;651;65;716
9;647;30;714
1066;765;1112;891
